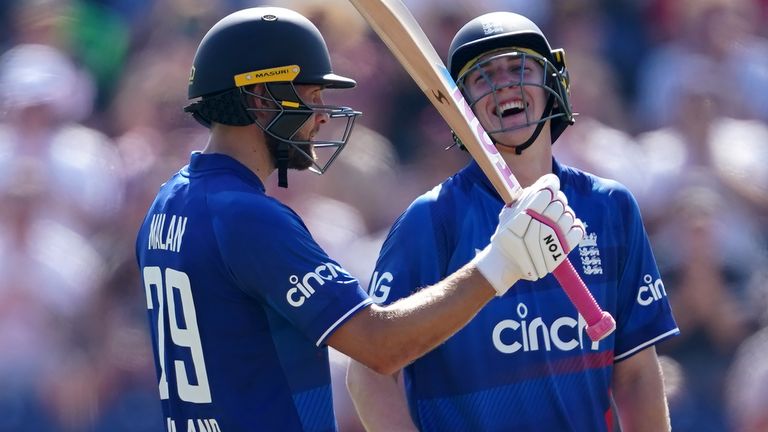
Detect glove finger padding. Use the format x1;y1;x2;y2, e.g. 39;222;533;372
504;174;559;217
532;173;561;193
542;196;566;224
557;211;575;238
527;187;556;215
565;218;586;253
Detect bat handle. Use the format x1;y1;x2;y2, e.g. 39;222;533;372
552;259;616;342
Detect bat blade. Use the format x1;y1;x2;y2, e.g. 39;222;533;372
349;0;615;341
347;0;522;203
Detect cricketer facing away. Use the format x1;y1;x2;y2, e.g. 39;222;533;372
135;7;587;432
347;11;680;432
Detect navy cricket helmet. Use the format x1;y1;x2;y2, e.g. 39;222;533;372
184;7;361;187
447;12;574;150
187;7;355;101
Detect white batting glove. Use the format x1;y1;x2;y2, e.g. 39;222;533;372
472;174;585;296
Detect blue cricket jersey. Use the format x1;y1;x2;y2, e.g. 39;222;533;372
136;152;372;432
368;159;679;432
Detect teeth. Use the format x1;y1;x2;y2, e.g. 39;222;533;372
497;100;525;115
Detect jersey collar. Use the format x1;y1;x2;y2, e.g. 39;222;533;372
184;151;266;192
465;157;568;198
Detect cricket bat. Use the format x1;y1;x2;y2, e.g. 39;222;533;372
348;0;616;341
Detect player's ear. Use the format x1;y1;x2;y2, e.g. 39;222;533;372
247;84;268;107
246;84;280;125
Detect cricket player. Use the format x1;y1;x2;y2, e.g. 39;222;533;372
135;7;585;432
347;12;679;432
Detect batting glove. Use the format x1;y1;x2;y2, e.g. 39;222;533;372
472;174;585;296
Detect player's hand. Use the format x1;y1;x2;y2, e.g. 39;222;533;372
472;174;585;296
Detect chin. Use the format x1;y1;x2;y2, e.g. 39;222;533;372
495;143;524;154
278;141;314;171
493;128;535;148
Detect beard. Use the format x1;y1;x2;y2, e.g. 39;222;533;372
265;133;315;171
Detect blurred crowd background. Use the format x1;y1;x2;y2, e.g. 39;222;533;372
0;0;766;430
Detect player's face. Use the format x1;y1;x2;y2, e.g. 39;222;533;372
253;82;359;174
294;85;329;142
464;52;548;149
274;84;328;171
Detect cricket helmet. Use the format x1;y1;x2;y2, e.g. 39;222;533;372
447;12;574;150
184;7;361;187
187;7;355;100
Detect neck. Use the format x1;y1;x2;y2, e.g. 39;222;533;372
498;135;553;188
202;123;274;184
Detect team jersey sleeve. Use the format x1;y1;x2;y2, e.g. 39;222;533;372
212;193;372;346
613;188;680;361
368;194;448;305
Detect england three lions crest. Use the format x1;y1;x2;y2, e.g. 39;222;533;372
577;226;603;275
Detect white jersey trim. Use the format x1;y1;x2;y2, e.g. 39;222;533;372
315;298;373;346
614;328;680;361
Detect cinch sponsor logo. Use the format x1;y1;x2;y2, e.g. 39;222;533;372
286;262;349;307
636;274;667;306
492;302;601;354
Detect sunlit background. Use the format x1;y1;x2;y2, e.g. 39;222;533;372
0;0;766;431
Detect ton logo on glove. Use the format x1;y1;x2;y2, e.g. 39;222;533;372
544;235;562;261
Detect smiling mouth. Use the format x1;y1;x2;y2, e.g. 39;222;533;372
495;100;527;117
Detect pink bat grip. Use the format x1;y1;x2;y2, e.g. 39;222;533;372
553;260;616;341
525;207;616;341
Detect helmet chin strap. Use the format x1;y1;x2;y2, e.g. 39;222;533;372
497;95;554;155
277;142;290;188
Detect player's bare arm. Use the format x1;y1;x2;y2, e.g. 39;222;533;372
329;265;492;374
347;364;417;431
613;346;672;432
329;174;584;374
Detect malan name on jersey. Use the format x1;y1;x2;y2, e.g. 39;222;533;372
148;213;188;252
165;417;220;432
